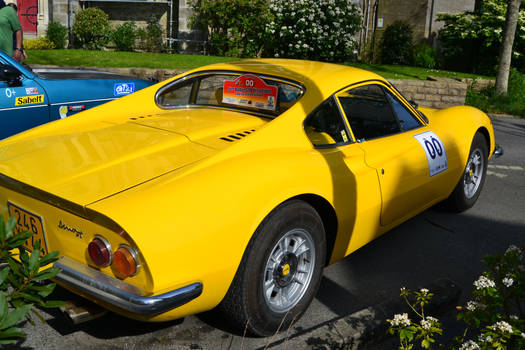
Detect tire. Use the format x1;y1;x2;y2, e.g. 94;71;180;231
218;200;326;336
445;131;488;212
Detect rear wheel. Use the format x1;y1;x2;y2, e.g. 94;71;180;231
445;132;488;212
218;200;326;336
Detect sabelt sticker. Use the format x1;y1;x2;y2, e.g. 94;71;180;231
223;74;278;111
414;131;448;177
114;83;135;96
15;95;44;106
25;87;39;95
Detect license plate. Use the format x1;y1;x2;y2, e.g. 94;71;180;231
7;202;48;255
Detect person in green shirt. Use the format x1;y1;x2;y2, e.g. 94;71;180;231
0;0;22;62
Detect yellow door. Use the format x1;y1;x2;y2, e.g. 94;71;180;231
335;82;445;226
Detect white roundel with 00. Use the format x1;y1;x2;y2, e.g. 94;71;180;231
414;131;448;177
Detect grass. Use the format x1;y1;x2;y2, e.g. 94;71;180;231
346;63;493;81
25;49;239;70
466;69;525;118
26;49;493;81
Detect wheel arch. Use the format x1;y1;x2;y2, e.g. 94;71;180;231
477;126;491;154
288;194;339;266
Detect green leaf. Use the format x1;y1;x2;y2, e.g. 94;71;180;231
43;300;66;308
0;294;7;322
421;339;430;348
16;292;42;304
33;268;60;282
0;304;32;330
0;268;10;286
0;216;5;241
5;217;16;238
39;251;59;267
0;326;25;340
28;248;40;275
31;283;56;298
31;309;45;324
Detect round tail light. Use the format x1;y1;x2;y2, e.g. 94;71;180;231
113;245;139;278
88;237;112;267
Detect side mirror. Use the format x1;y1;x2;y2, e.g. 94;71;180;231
409;100;419;109
0;64;22;86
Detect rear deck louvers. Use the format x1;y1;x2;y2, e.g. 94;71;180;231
220;129;256;142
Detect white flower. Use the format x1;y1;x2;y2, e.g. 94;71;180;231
420;318;434;330
478;333;492;343
510;315;518;320
420;288;429;294
389;313;411;327
492;321;513;333
474;276;495;290
502;276;514;287
466;300;479;311
426;316;438;323
521;332;525;339
459;340;480;350
505;245;520;255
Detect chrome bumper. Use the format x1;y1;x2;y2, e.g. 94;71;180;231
53;257;202;316
493;144;503;158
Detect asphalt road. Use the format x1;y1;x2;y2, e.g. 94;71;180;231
12;116;525;350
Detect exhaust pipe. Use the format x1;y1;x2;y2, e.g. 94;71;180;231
60;299;108;325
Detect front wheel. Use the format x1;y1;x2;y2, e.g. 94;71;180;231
445;132;488;212
218;200;326;336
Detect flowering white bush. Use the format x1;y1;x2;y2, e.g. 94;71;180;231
265;0;361;62
473;275;496;290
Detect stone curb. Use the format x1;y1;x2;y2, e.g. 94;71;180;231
262;278;460;350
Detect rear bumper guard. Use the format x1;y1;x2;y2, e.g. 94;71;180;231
54;257;202;316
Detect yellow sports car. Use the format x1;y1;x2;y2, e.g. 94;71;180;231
0;60;501;336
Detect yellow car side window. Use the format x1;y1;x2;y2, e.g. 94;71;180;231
303;98;350;147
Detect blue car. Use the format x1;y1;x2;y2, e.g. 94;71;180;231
0;51;154;139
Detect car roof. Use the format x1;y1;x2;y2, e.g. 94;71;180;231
186;59;386;98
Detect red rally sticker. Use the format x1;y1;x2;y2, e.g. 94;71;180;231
222;74;278;111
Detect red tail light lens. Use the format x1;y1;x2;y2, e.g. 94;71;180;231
88;237;112;267
113;245;139;278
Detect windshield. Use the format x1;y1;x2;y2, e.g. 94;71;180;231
156;72;304;117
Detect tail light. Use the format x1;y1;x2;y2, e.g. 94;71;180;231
88;237;112;267
113;245;139;278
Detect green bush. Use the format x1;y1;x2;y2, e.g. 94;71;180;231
73;7;110;50
379;21;414;65
112;21;137;52
437;0;525;75
0;215;63;344
413;44;436;69
46;21;68;49
136;16;164;53
466;69;525;117
190;0;270;57
265;0;361;62
23;37;55;50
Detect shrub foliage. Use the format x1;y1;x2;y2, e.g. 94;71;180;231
23;37;55;50
136;16;165;53
0;215;62;344
112;21;137;52
46;22;68;49
73;7;111;50
190;0;270;57
265;0;361;61
379;21;414;65
437;0;525;75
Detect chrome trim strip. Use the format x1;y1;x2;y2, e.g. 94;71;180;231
50;97;115;106
54;257;203;315
0;104;48;112
493;144;503;158
0;173;124;233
